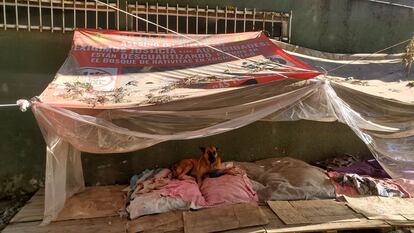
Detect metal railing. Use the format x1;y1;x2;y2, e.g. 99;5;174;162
0;0;291;41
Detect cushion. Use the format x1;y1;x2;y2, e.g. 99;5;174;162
236;157;335;201
127;190;189;219
200;167;258;206
128;175;206;219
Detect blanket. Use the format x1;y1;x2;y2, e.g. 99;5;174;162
327;172;411;198
125;166;258;219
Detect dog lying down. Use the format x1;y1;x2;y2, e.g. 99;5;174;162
172;146;240;185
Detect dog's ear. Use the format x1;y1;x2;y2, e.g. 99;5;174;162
199;146;206;152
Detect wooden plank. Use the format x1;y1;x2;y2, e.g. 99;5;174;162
267;201;310;224
404;215;414;221
222;226;266;233
264;219;391;233
345;196;414;221
3;216;127;233
268;200;365;225
183;203;268;233
386;220;414;227
127;210;183;233
11;185;127;223
10;189;45;223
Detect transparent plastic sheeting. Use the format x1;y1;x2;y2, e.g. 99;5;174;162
32;78;414;224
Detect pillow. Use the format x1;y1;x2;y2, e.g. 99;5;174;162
236;157;335;201
200;167;258;206
127;176;206;219
127;190;189;219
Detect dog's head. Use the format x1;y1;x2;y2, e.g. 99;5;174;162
200;146;219;164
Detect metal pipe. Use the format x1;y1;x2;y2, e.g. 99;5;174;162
84;0;86;28
185;4;188;33
2;0;6;30
243;8;246;32
145;2;148;32
176;3;178;32
215;5;217;34
73;0;76;30
252;8;255;30
38;0;42;31
50;0;53;32
155;2;158;33
116;0;119;30
224;6;227;33
262;11;265;32
195;5;198;34
95;0;98;29
271;13;274;38
166;3;168;33
233;7;236;32
27;0;31;31
205;5;208;34
62;0;65;32
15;0;18;31
288;10;292;43
106;0;108;29
135;1;138;31
125;0;127;31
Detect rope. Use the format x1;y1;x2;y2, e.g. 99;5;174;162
0;103;18;107
327;38;411;73
0;100;31;112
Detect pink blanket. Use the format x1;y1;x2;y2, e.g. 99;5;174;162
160;167;258;207
160;175;206;208
200;167;258;206
127;167;258;219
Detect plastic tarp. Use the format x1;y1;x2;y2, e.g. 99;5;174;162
31;29;414;224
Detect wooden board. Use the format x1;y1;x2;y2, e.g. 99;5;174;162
182;203;268;233
267;200;360;225
56;185;127;221
4;216;127;233
127;210;183;233
345;196;414;221
5;186;414;233
10;189;45;223
10;186;127;224
264;219;391;233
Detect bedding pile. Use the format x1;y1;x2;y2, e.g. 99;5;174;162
314;154;411;198
123;156;411;219
235;157;336;201
123;165;257;219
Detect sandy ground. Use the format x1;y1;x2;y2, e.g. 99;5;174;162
287;51;414;104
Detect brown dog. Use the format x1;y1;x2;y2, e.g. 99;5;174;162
172;146;222;185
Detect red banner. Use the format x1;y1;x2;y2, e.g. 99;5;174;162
39;29;320;108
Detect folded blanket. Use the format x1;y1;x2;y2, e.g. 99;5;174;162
327;171;411;198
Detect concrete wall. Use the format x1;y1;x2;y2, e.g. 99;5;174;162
144;0;414;53
0;31;72;197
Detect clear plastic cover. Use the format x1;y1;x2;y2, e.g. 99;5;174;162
31;29;414;224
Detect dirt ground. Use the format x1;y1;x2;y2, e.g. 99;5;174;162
0;192;34;231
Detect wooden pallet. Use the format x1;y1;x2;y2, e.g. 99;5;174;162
4;187;414;233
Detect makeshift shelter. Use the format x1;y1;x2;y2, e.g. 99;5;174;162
31;29;414;224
